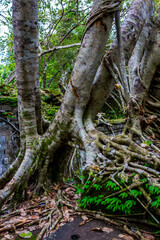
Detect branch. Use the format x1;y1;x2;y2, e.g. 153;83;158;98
0;117;20;133
5;43;80;82
48;62;67;88
38;43;81;57
147;100;160;109
6;70;16;83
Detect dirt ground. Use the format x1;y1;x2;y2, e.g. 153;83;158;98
46;216;135;240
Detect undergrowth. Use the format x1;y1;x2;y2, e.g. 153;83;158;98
72;172;160;225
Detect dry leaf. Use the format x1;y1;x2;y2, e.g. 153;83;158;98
102;227;113;233
41;196;48;201
119;234;125;238
52;183;60;191
90;164;100;171
20;208;27;216
122;235;134;240
141;143;149;148
68;217;74;222
28;226;37;231
81;215;88;221
3;235;14;240
50;199;56;207
118;234;134;240
115;83;121;90
79;221;85;226
142;233;155;240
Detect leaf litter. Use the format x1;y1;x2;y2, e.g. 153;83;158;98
0;183;156;240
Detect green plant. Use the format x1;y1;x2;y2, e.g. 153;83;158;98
74;174;160;220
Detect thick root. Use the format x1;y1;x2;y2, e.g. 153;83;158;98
70;118;160;228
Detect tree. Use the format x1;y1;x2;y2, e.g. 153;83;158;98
0;0;160;228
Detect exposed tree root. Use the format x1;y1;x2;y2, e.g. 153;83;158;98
68;116;160;231
0;182;159;240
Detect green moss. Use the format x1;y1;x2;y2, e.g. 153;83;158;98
106;119;126;124
22;110;34;120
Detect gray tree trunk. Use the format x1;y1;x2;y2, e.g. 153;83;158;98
0;0;119;207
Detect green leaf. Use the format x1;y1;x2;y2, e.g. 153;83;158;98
119;192;128;199
76;188;84;194
19;232;32;238
93;184;102;190
146;140;152;146
130;190;142;197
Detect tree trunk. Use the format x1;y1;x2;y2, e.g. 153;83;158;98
0;0;120;207
84;0;154;125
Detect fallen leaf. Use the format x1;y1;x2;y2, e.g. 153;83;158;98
41;196;48;201
121;234;134;240
20;208;27;216
79;221;85;226
119;234;125;238
141;143;149;148
118;234;134;240
50;199;56;207
142;233;155;240
19;231;32;239
151;134;155;139
28;226;37;231
3;235;14;240
81;215;88;221
68;217;74;222
90;164;100;171
102;227;113;233
52;183;60;191
115;83;121;90
28;215;39;220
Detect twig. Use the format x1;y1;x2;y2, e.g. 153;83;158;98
0;117;20;133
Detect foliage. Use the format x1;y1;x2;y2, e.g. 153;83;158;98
155;0;160;16
0;0;133;92
41;89;62;121
74;173;160;220
0;83;17;105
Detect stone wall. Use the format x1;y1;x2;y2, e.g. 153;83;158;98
0;99;19;176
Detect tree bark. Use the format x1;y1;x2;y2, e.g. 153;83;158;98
84;0;154;127
0;0;120;207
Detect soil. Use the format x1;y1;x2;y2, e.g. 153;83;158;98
46;216;135;240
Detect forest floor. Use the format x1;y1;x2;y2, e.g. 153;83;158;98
0;183;157;240
46;215;136;240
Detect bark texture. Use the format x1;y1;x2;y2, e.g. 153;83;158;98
84;0;154;124
0;0;121;207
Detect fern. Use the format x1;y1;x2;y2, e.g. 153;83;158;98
149;186;160;195
105;181;120;191
93;184;102;190
151;196;160;208
119;192;128;199
130;189;142;197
